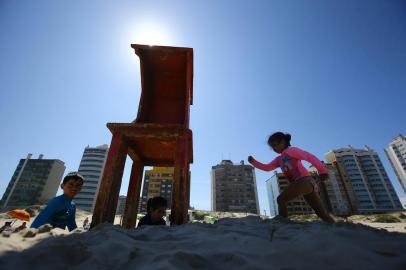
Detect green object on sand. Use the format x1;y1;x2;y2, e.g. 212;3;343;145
203;216;218;224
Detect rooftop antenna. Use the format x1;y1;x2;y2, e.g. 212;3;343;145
365;145;372;151
4;153;32;208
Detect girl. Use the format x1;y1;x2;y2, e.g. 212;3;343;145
248;132;335;223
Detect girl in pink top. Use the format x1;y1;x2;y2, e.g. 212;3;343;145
248;132;334;223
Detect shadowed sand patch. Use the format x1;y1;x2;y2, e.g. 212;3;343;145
0;216;406;270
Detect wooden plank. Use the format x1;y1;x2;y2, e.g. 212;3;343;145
122;161;144;229
127;147;142;162
170;165;184;225
91;133;128;228
170;138;188;225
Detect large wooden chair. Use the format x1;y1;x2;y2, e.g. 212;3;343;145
91;44;193;228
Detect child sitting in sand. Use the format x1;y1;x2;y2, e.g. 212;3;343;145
0;221;12;233
138;197;167;227
13;222;27;233
248;132;335;223
31;172;84;231
83;217;90;230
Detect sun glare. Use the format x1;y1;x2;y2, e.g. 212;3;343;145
131;23;173;46
121;22;175;69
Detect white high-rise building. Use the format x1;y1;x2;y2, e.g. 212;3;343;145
326;147;403;213
385;134;406;194
74;145;109;212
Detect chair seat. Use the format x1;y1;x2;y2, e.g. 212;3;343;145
107;123;193;167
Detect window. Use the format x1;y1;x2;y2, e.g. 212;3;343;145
81;186;97;190
78;191;95;195
75;198;94;202
81;159;104;163
80;164;104;169
79;169;102;174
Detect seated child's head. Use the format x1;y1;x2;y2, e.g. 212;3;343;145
268;132;291;153
61;172;84;199
147;197;167;222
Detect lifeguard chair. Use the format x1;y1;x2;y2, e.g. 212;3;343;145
91;44;193;228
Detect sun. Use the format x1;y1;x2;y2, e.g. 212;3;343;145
131;23;173;46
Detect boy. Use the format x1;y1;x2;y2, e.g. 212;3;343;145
31;172;83;231
138;196;167;227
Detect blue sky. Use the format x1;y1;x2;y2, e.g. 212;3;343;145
1;0;405;214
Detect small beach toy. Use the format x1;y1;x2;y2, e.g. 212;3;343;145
7;209;31;222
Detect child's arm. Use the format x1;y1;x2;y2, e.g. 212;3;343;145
31;198;58;228
248;156;279;172
67;207;77;232
287;147;328;174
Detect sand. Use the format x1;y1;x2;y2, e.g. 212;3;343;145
0;215;406;270
0;208;122;254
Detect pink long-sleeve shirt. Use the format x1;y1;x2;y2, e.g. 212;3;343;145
250;147;327;182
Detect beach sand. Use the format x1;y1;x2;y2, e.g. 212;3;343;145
1;211;406;270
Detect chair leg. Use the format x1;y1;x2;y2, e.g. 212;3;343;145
171;165;185;225
91;133;128;229
183;137;191;221
185;164;191;217
122;161;144;229
171;140;188;225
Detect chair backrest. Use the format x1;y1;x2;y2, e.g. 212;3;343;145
132;44;193;128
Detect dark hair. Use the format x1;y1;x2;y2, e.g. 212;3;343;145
62;172;84;185
147;197;168;214
268;132;291;147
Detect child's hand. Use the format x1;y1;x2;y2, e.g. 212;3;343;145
319;174;329;181
248;156;254;163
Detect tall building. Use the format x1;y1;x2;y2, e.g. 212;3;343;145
116;195;127;215
385;134;406;194
268;166;350;216
0;154;65;209
265;177;278;216
326;147;403;213
139;167;174;213
74;145;108;212
272;172;317;215
309;163;353;216
211;160;259;214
